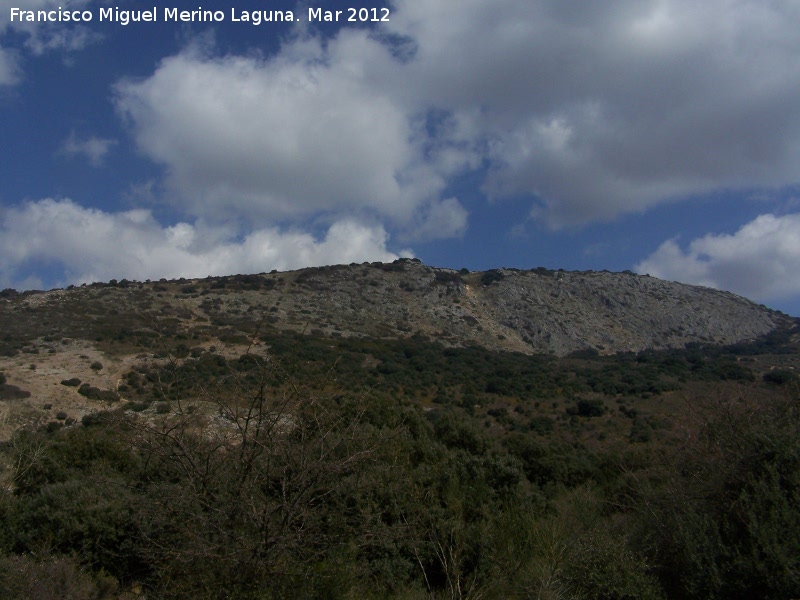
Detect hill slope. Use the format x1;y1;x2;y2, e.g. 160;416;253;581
0;259;787;357
1;263;799;599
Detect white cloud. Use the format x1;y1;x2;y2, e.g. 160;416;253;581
0;47;19;86
22;25;99;55
0;0;101;54
406;197;469;241
113;36;466;236
383;0;800;226
111;0;800;236
60;132;116;167
10;0;798;289
0;0;98;84
635;213;800;303
0;199;403;289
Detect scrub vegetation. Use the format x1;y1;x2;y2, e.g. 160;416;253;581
0;321;798;598
0;267;798;597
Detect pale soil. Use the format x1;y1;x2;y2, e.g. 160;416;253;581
0;338;137;441
0;336;259;442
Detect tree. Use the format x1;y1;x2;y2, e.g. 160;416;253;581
630;385;800;599
125;346;388;597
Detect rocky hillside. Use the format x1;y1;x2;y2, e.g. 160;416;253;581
2;260;798;598
0;259;788;358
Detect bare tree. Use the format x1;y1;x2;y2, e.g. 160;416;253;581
122;344;385;597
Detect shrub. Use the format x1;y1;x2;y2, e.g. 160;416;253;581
567;399;607;418
81;412;108;426
529;415;555;435
633;390;800;599
564;526;666;600
434;271;463;285
61;378;82;387
126;401;151;412
0;554;118;599
480;269;505;286
763;369;798;385
0;383;32;400
78;384;120;402
629;417;652;443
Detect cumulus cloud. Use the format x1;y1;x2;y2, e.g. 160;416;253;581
110;0;800;237
60;132;116;167
0;0;98;89
0;199;402;289
383;0;800;226
9;0;800;289
635;213;800;303
407;197;469;241
113;36;467;236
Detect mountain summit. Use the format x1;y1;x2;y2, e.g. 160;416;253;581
1;259;787;357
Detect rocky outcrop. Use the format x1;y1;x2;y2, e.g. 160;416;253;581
0;259;788;357
265;261;783;355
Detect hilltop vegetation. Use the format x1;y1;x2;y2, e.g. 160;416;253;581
0;259;787;359
0;263;798;597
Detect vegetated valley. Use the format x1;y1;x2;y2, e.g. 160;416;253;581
0;260;798;599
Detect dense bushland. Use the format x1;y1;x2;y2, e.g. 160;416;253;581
0;331;798;598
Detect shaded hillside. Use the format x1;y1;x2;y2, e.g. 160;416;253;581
1;262;799;599
0;260;788;357
0;303;798;598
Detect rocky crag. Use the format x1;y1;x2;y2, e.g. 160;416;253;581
0;259;788;357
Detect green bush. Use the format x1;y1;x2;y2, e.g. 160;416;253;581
78;384;119;402
567;399;607;418
480;270;505;286
563;527;665;600
0;554;118;599
763;369;798;385
634;392;800;599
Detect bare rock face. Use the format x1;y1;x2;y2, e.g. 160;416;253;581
462;268;781;355
270;261;784;355
0;259;788;357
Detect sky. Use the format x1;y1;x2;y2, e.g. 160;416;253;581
1;1;799;316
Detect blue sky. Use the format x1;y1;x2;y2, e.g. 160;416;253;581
1;0;800;316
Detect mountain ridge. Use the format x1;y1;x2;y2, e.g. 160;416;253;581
0;258;789;358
